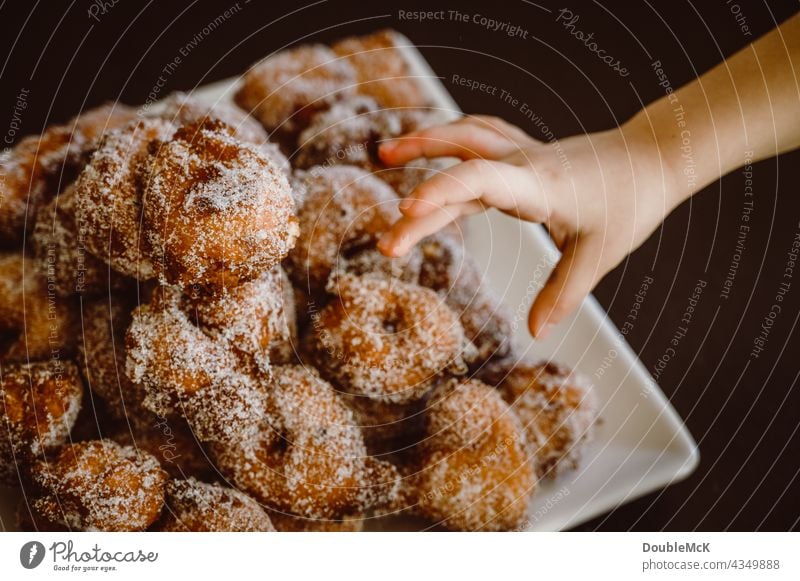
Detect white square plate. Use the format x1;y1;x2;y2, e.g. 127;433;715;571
0;34;698;532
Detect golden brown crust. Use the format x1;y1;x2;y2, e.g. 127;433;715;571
185;266;297;371
155;478;274;531
0;252;75;362
235;44;356;148
210;364;400;519
478;358;598;478
419;235;513;363
74;117;175;279
0;360;83;484
125;286;266;444
29;439;167;531
408;378;536;531
142;119;298;290
285;165;399;293
305;273;474;404
295;96;448;195
0;103;136;247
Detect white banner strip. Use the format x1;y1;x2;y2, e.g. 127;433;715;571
0;532;797;580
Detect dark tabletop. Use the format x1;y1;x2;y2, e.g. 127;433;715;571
2;0;798;531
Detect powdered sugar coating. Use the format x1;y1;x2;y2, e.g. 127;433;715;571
235;44;356;147
305;273;474;404
330;246;423;286
125;286;265;444
419;234;513;363
79;296;149;422
210;364;400;519
286;165;399;293
143;119;298;290
332;30;430;109
74;117;176;279
156;477;275;531
0;360;83;484
185;266;298;371
477;358;598;478
29;439;166;531
409;378;536;531
295;96;447;195
0;102;136;246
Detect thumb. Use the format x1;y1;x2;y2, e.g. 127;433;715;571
528;236;602;339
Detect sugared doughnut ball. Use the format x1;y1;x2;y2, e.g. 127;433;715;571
210;364;401;519
0;252;74;362
330;246;423;287
74;117;176;279
142;119;299;290
155;478;274;531
32;184;130;296
185;266;297;371
305;273;475;404
295;96;448;196
409;378;536;531
79;295;149;422
332;30;430;109
477;359;598;478
286;165;399;293
125;286;265;444
156;92;268;146
419;235;513;363
235;45;356;148
29;439;167;531
0;102;136;247
0;361;83;484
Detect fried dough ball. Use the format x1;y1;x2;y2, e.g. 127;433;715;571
330;246;423;286
0;361;83;484
154;478;274;531
142;119;299;290
408;378;536;531
235;44;357;149
269;511;364;532
477;359;598;478
332;30;429;109
184;266;297;371
32;183;130;296
285;165;399;293
156;92;268;146
155;92;291;173
0;252;74;362
419;235;513;363
0;103;136;247
125;286;265;444
79;295;149;422
295;97;448;195
305;273;474;404
28;439;167;531
74;117;175;279
210;365;401;519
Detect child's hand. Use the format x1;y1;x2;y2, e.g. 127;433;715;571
377;115;682;339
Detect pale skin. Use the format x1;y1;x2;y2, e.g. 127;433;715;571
377;13;800;339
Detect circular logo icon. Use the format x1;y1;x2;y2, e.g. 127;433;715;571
19;541;45;569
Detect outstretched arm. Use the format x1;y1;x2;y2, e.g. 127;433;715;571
378;12;800;339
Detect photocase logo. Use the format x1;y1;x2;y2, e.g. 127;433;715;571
20;541;46;569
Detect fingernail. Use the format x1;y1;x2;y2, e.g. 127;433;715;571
537;321;555;340
399;198;413;211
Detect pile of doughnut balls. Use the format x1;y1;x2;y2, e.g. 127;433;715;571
0;30;597;532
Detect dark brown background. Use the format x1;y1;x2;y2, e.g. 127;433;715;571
2;0;798;530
